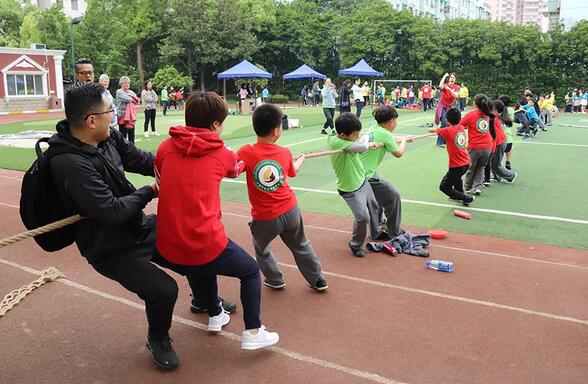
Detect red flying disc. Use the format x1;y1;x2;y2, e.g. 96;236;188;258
429;229;447;239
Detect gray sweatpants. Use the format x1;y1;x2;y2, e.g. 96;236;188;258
464;148;491;192
490;142;516;182
249;205;323;287
338;180;381;250
368;174;402;236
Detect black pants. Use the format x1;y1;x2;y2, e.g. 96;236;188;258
323;108;335;130
162;240;262;330
119;125;135;144
162;101;168;116
423;98;431;111
439;165;469;201
144;109;156;132
92;216;179;341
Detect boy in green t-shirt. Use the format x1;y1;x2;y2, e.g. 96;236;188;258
328;113;383;257
359;105;412;238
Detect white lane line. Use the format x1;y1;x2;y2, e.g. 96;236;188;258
0;257;406;384
516;141;588;148
0;202;19;209
275;261;588;326
222;212;588;271
221;179;588;225
0;175;22;181
284;137;326;148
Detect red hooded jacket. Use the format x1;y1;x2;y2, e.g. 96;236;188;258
155;126;244;265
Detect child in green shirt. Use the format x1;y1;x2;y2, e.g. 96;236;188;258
328;113;383;257
359;105;412;237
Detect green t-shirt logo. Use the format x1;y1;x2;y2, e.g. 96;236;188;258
253;159;283;192
455;131;467;149
476;118;489;133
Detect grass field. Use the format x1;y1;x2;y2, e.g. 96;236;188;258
1;106;587;249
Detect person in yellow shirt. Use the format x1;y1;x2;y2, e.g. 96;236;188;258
363;81;371;106
458;83;469;111
539;92;554;127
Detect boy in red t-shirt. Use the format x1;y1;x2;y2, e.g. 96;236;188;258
428;108;474;206
237;104;327;291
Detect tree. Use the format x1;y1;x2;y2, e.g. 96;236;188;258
0;0;23;47
152;65;193;91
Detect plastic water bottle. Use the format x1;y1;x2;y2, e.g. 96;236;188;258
426;260;454;273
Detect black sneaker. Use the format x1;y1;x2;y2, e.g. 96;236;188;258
190;297;237;314
321;129;328;135
146;337;179;370
311;277;329;292
505;161;511;170
462;196;475;206
348;242;365;257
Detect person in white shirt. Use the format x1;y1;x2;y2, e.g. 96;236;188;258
351;78;365;118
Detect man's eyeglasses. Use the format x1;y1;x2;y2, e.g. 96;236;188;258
77;70;94;76
84;107;114;120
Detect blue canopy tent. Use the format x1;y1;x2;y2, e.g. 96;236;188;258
217;60;272;100
283;64;326;81
338;59;383;77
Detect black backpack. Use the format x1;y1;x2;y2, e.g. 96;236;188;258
19;137;79;252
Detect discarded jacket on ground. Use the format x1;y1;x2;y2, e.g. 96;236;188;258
367;230;430;257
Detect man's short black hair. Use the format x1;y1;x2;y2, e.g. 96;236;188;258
252;104;283;137
372;105;398;124
74;57;93;73
445;107;461;125
335;112;362;135
65;83;106;126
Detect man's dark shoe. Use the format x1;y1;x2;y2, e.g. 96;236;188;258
312;277;329;291
146;337;179;370
190;297;237;314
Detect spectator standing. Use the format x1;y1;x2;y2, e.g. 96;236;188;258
116;76;140;144
141;80;159;137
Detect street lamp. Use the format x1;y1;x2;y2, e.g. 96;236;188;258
70;17;83;80
395;29;402;80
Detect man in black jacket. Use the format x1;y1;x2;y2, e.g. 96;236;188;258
50;83;233;370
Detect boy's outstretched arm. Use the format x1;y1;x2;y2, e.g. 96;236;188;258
293;154;306;172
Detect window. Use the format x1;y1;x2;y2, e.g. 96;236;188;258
5;74;45;96
71;0;78;10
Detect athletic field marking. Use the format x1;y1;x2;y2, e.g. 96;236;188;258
0;258;406;384
0;201;19;209
285;137;326;148
221;179;588;225
0;175;22;181
516;141;588;148
222;212;588;271
275;260;588;326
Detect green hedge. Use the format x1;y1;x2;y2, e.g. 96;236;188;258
270;94;289;103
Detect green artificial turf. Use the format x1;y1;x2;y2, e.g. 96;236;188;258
1;107;587;249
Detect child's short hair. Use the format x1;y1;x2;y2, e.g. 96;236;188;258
372;105;398;124
445;108;461;125
252;104;283;136
335;112;362;135
185;91;227;129
498;95;511;107
527;98;535;104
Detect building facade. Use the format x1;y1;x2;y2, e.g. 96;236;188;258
495;0;549;30
0;46;66;113
387;0;492;21
19;0;87;18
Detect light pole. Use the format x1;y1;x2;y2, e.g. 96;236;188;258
396;29;402;80
70;17;83;80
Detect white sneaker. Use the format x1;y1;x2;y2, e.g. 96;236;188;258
241;325;279;350
144;131;149;137
152;131;160;136
207;308;230;332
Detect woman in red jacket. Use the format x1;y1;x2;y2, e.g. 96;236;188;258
155;92;279;350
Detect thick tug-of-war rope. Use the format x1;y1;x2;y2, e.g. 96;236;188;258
0;267;65;317
0;214;84;248
0;133;436;317
300;132;437;159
